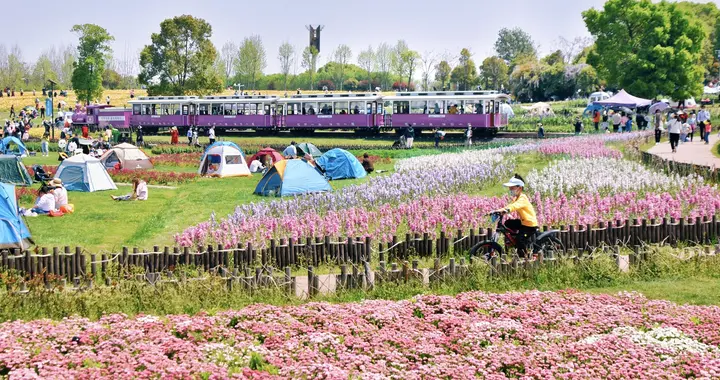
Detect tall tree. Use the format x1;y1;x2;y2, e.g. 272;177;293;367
583;0;705;100
278;42;295;92
419;51;436;91
357;46;376;91
49;45;76;88
332;44;352;91
6;45;28;89
31;53;58;88
219;41;237;86
454;48;477;90
139;15;221;96
71;24;113;104
301;46;319;90
434;61;452;90
391;40;409;79
494;27;537;63
375;43;392;90
556;36;594;64
401;49;420;90
479;56;509;90
235;35;267;90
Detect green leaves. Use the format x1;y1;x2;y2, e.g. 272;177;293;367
583;0;705;100
139;15;221;96
70;24;113;105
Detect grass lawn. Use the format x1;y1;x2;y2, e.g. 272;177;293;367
19;157;396;251
586;277;720;306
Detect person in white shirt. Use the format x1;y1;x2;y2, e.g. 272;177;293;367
112;179;148;201
697;105;711;141
611;111;622;132
67;140;77;154
249;159;265;173
208;126;216;144
667;113;682;153
50;179;68;207
31;187;55;214
283;141;297;158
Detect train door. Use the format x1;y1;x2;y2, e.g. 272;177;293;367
489;100;495;128
275;104;284;128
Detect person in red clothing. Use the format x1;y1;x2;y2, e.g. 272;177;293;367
170;126;179;144
592;109;601;131
81;125;89;138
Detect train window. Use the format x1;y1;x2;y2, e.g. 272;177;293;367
303;102;318;115
132;105;141;115
199;104;209;115
286;103;299;115
430;101;443;114
393;101;409;114
410;101;427;114
211;104;222;115
349;101;364;114
182;105;189;115
142;105;150;115
334;101;349;115
224;103;234;115
257;104;266;115
376;102;383;114
161;104;169;115
318;102;333;115
151;104;159;115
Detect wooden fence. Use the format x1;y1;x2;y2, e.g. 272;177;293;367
641;151;720;182
1;215;719;284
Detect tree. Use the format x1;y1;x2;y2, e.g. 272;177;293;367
494;27;537;63
401;50;420;90
556;36;594;64
235;35;267;90
71;24;113;104
391;40;409;79
583;0;705;100
49;45;76;88
375;43;392;90
6;45;28;89
357;46;375;91
139;15;221;96
479;56;509;90
434;60;451;90
102;68;122;89
332;44;352;91
454;48;477;91
419;51;436;91
31;53;58;88
676;1;720;81
219;41;237;86
278;42;294;91
301;46;319;90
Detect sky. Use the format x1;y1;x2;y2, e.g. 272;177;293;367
3;0;719;74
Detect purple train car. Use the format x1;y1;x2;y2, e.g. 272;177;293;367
194;95;277;129
276;93;384;130
71;105;131;130
128;96;198;133
382;91;511;133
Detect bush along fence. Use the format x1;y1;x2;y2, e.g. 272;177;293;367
641;151;720;182
1;215;720;294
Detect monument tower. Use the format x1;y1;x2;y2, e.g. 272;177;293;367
306;25;324;52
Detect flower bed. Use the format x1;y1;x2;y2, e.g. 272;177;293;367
149;153;202;167
1;290;719;378
107;169;198;185
528;157;704;196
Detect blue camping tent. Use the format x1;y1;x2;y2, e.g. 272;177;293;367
0;137;28;156
254;159;332;197
201;141;244;162
315;148;367;180
0;183;31;249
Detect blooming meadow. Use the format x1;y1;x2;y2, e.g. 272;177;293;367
150;152;202;167
1;290;719;378
107;169;199;185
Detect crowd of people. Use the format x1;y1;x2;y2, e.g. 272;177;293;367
658;105;713;153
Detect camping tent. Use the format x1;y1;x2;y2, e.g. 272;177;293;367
54;154;117;192
499;104;515;118
0;183;31;249
522;102;554;117
0;137;28;156
704;86;719;95
0;155;32;186
254;159;331;197
247;147;284;167
198;144;250;177
100;143;153;170
201;141;245;163
296;142;322;157
315;148;367;180
594;89;651;108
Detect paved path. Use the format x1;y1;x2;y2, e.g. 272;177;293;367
647;133;720;168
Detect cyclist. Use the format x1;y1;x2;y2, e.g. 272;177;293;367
493;174;538;258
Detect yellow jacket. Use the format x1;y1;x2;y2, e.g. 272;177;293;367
505;193;538;227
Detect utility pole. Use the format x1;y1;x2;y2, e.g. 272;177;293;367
48;80;56;140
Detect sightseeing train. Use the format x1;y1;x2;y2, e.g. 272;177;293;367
71;91;511;134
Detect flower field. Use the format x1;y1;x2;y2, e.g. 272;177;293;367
177;132;664;248
2;290;720;378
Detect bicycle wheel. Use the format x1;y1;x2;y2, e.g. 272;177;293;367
469;241;504;261
537;236;564;259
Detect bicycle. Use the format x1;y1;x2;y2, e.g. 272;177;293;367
469;212;564;261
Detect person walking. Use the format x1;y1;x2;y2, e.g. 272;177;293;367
611;111;622;133
135;126;144;147
170;126;179;145
191;128;199;147
592;109;601;131
667;113;682;153
187;128;193;146
537;122;545;138
464;125;473;148
704;119;712;145
40;136;49;157
573;117;583;135
433;128;442;148
698;104;711;141
208;126;216;145
688;111;697;142
405;125;414;148
654;110;663;144
9;105;15;119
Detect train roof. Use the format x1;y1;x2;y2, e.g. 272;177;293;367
129;96;198;104
194;95;278;104
278;93;383;102
394;91;499;96
382;93;511;101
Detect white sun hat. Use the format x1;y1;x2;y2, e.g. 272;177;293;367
502;177;525;188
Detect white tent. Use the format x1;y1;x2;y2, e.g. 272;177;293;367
54;154;117;192
499;103;515;118
198;145;250;177
704;86;719;95
101;143;153;170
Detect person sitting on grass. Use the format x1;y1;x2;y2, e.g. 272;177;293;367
31;186;55;215
249;158;265;173
50;179;68;208
111;179;148;201
361;153;374;174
